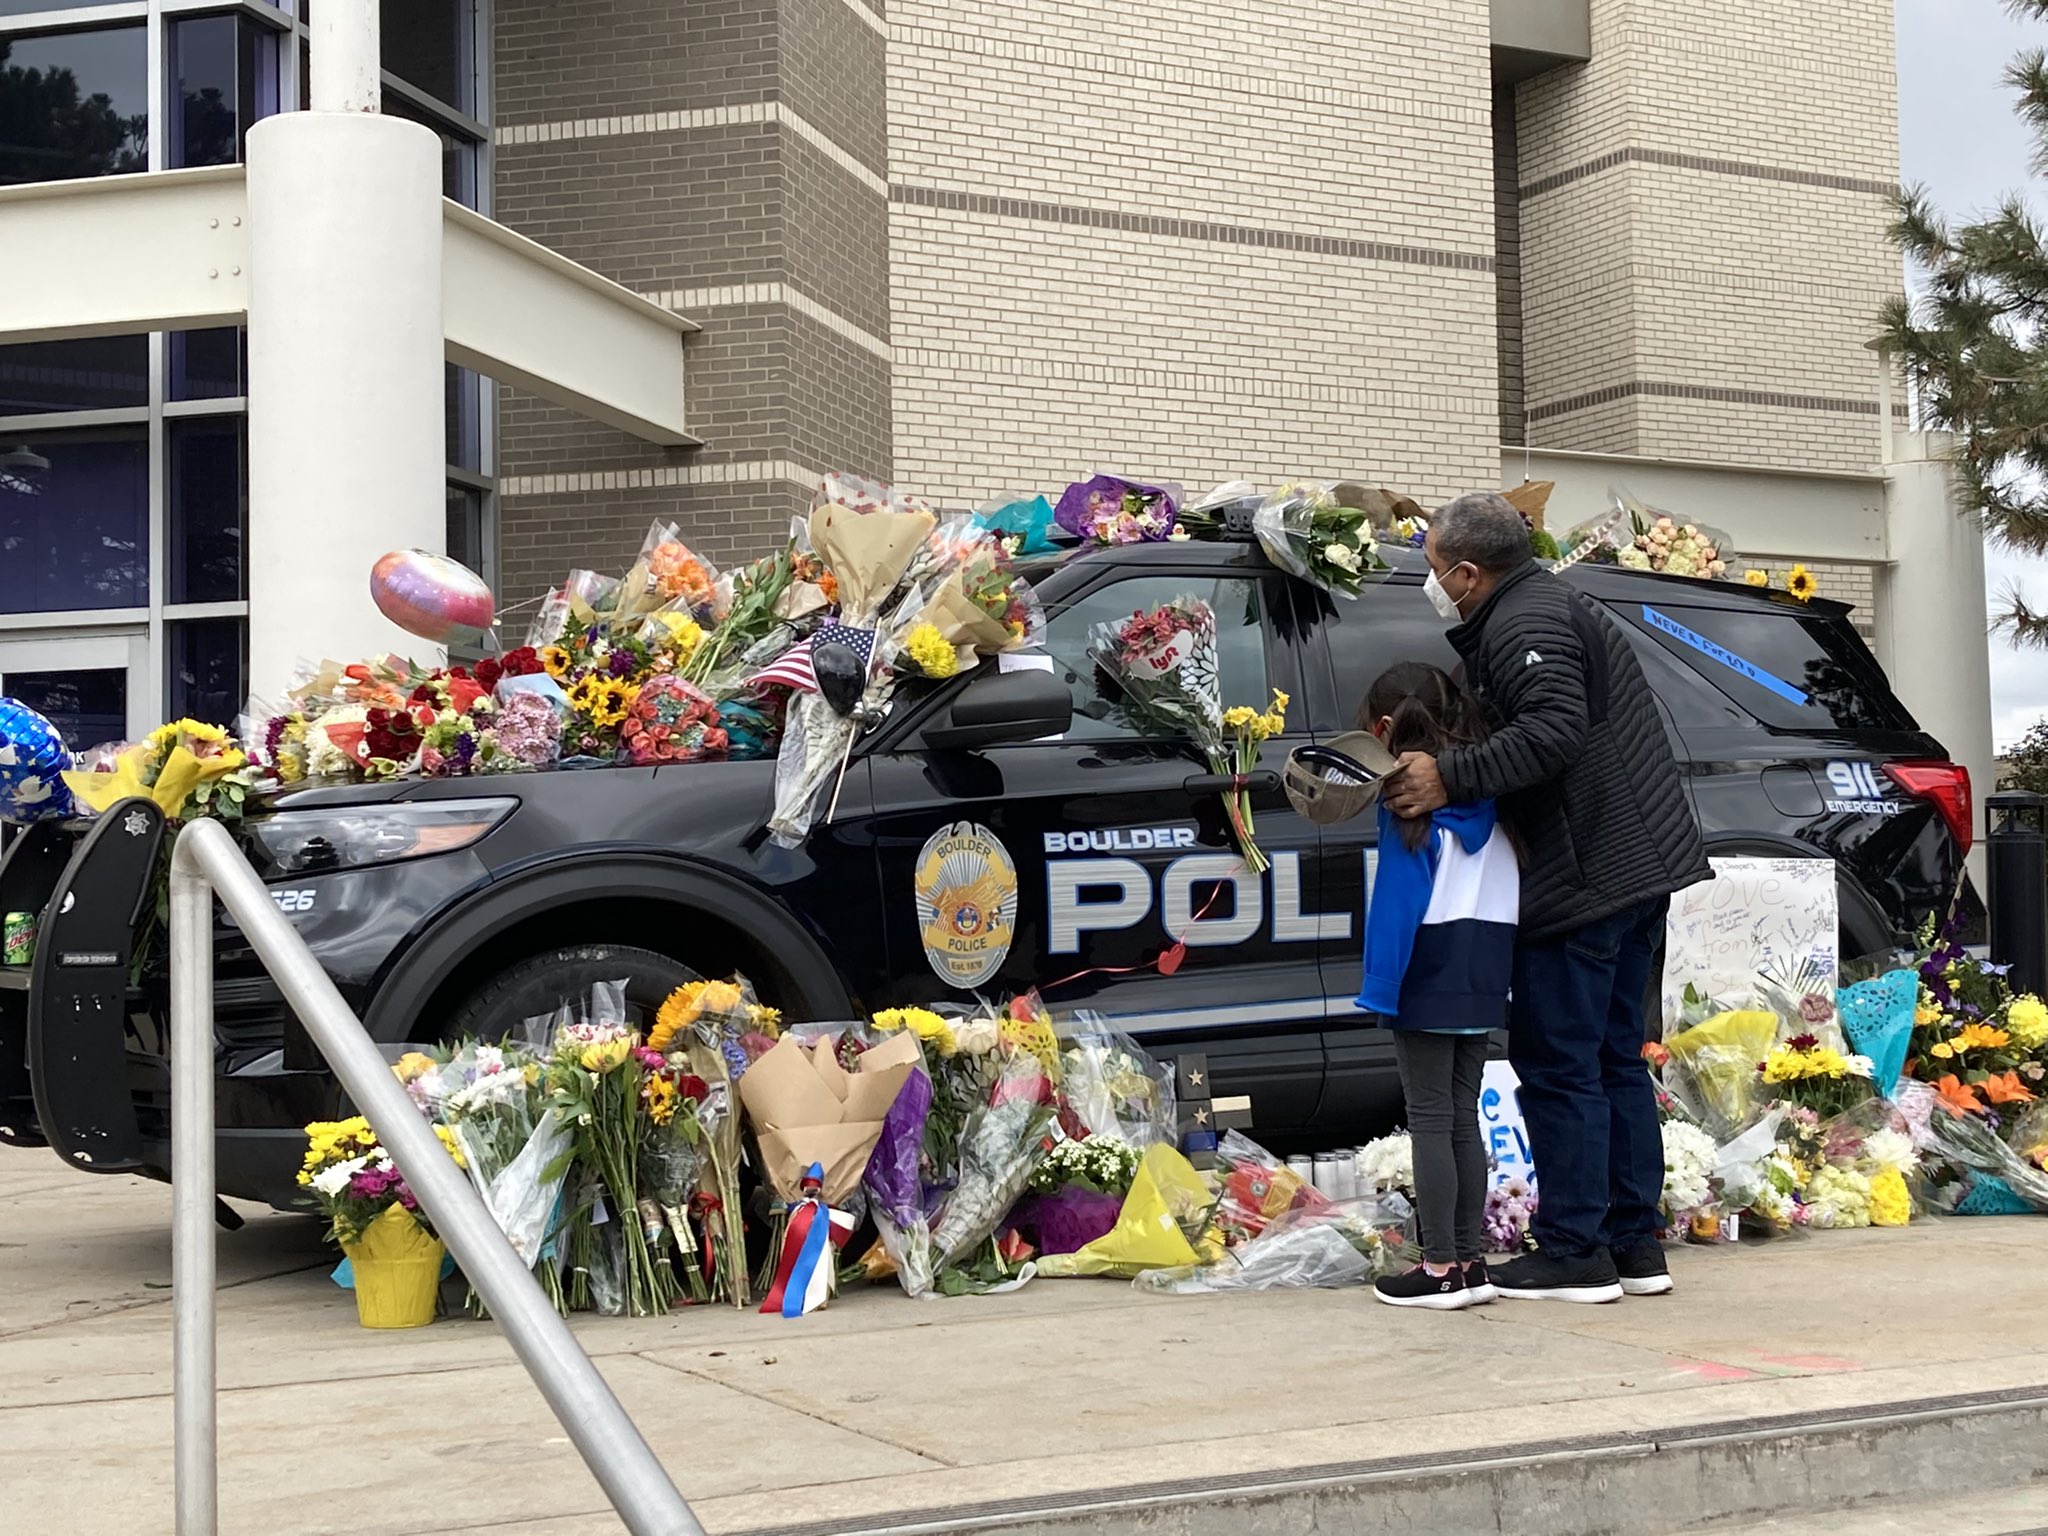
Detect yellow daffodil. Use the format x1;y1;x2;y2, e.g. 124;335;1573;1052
1222;705;1259;731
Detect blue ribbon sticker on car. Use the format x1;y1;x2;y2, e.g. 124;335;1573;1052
1639;605;1809;707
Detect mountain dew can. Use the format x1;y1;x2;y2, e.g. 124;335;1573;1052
3;912;35;966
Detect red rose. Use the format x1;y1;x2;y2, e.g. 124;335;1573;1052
676;1075;708;1101
651;723;670;741
621;718;642;738
703;727;729;754
501;645;542;677
474;657;504;691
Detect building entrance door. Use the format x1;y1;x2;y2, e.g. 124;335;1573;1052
0;631;149;758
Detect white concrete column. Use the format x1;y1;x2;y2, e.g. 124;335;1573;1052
310;0;382;113
1881;430;1996;871
244;39;446;696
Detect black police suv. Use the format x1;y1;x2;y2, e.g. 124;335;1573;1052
0;538;1975;1209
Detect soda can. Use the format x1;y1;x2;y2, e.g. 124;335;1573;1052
2;911;35;967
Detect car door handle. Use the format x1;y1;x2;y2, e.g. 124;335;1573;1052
1182;770;1279;795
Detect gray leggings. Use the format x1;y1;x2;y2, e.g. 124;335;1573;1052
1391;1032;1489;1264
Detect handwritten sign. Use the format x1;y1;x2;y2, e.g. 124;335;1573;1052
1478;1061;1533;1191
1660;856;1837;1029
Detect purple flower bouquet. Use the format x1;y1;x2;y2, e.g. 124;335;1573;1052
1053;475;1182;545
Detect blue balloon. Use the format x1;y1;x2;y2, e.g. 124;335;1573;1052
0;698;76;825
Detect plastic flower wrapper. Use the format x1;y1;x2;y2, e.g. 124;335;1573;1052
641;532;726;625
913;518;1047;659
1213;1128;1328;1243
1919;1088;2048;1212
971;492;1059;556
617;675;728;766
1135;1192;1417;1294
1056;1022;1177;1148
1034;1143;1216;1278
637;1060;715;1304
811;470;931;518
1755;954;1848;1056
1054;473;1182;545
896;1052;1056;1295
1837;968;1919;1097
2008;1098;2048;1174
1662;1008;1779;1136
1251;480;1389;598
1172;480;1263;540
429;1040;574;1278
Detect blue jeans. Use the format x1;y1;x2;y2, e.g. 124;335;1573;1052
1508;895;1667;1259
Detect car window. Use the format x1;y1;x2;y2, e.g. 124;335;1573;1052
1622;601;1916;732
1318;579;1461;730
1044;574;1270;742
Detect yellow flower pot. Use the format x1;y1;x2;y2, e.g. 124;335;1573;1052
343;1205;446;1329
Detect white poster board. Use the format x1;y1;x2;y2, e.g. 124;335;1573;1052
1659;856;1838;1029
1478;1060;1532;1192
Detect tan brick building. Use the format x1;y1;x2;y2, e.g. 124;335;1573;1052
483;0;1909;645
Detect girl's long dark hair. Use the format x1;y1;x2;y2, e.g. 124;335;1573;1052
1361;662;1492;852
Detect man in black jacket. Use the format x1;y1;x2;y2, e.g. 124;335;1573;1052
1385;492;1712;1304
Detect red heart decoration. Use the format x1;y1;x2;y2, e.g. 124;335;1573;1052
1156;942;1186;977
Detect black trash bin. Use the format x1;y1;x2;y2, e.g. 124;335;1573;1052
1986;789;2048;998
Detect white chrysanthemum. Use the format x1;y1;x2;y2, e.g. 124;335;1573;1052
1860;1128;1916;1177
1661;1121;1718;1215
310;1156;368;1197
1356;1131;1414;1196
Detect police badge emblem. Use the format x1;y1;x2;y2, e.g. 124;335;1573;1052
913;821;1018;988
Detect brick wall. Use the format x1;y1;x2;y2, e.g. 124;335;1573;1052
491;0;892;607
885;0;1503;509
1515;0;1900;476
1493;83;1524;448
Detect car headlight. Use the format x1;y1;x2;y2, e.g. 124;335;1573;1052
246;799;514;877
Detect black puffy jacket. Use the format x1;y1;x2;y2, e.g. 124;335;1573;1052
1437;561;1712;944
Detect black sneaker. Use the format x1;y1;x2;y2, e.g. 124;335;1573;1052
1490;1250;1623;1304
1611;1238;1673;1296
1373;1264;1473;1311
1462;1261;1497;1304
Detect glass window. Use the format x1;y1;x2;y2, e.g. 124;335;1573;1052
170;14;278;169
0;26;148;185
169;328;245;401
0;426;148;613
168;418;245;604
1043;575;1270;743
1314;579;1462;732
1;667;126;751
1622;600;1916;732
445;364;480;470
380;0;466;112
382;87;477;204
167;616;246;729
446;482;483;575
0;336;148;414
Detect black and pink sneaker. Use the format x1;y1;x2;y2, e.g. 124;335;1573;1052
1373;1263;1473;1311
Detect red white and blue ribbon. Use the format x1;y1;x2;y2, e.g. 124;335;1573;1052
759;1164;857;1318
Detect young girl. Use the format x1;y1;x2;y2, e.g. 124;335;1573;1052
1356;662;1520;1310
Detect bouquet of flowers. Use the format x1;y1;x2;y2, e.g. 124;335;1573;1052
638;1060;714;1303
63;716;261;823
1251;481;1388;597
1907;914;2048;1119
618;676;728;765
1217;688;1288;873
1056;1025;1176;1148
1660;1119;1720;1227
1009;1133;1139;1256
1758;1034;1877;1120
1484;1177;1537;1252
1032;1141;1217;1279
1661;1007;1780;1136
1134;1191;1414;1293
1356;1130;1416;1199
1813;1099;1916;1228
1054;473;1182;545
298;1112;466;1247
1089;597;1274;867
1616;513;1730;579
1213;1129;1328;1245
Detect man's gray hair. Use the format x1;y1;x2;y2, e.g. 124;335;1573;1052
1433;492;1532;573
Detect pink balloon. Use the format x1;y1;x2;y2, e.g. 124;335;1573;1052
369;550;495;644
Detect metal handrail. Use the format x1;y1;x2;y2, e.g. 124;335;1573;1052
168;814;702;1535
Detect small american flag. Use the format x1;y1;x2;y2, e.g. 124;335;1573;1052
747;624;877;694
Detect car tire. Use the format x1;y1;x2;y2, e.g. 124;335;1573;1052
443;944;702;1041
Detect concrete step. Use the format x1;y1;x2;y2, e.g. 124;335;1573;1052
732;1385;2048;1536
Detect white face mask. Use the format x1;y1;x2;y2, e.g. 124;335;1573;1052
1423;566;1465;623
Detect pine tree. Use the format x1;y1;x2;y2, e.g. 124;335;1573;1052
1880;0;2048;647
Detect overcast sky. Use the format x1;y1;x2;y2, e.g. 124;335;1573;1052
1896;0;2045;750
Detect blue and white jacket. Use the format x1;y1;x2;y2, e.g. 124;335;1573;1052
1355;800;1519;1033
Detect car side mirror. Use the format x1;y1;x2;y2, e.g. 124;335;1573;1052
920;668;1073;750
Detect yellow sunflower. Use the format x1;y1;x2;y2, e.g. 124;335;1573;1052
540;645;572;679
1785;563;1817;602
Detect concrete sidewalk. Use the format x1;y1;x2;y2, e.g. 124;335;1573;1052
4;1142;2047;1536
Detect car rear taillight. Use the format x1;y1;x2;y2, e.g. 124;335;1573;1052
1884;760;1973;854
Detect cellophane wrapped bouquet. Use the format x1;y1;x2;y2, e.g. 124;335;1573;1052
1089;596;1273;870
1250;480;1388;597
1053;473;1182;545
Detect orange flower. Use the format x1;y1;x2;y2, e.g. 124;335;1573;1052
1979;1070;2036;1106
1932;1074;1984;1116
1641;1041;1671;1070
